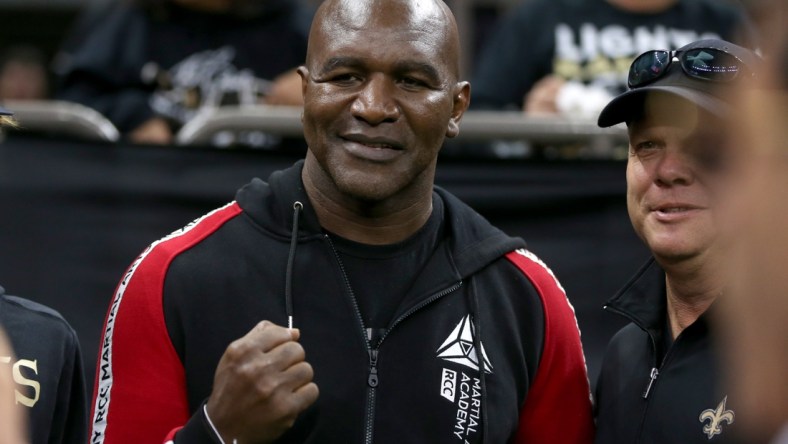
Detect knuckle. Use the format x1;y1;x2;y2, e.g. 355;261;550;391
225;340;246;359
235;362;257;382
255;379;276;399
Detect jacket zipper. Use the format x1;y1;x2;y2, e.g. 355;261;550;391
642;367;659;399
604;304;679;444
634;340;681;443
326;235;462;444
365;349;378;444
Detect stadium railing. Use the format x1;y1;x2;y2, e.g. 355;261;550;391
175;105;627;147
2;100;120;142
0;101;628;153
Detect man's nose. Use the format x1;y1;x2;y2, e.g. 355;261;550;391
350;74;400;125
655;147;695;187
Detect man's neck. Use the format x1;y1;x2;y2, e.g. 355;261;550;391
662;259;722;339
606;0;677;13
302;160;433;246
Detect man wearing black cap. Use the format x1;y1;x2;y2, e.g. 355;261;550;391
594;39;761;443
0;105;89;444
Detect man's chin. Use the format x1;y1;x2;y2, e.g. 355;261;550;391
648;241;711;267
337;179;397;204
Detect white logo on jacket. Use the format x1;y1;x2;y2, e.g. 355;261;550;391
437;315;493;373
437;315;491;442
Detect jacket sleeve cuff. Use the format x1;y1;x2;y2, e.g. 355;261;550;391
171;401;224;444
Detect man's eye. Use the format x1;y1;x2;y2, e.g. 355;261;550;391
400;77;426;89
331;74;360;84
633;141;657;152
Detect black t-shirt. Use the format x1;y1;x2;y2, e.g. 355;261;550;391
328;195;445;345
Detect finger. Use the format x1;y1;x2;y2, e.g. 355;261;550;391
243;321;296;353
290;381;320;413
258;321;300;341
224;328;290;360
263;340;307;372
279;361;315;391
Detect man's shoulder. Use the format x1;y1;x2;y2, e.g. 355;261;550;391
142;201;244;264
601;322;648;363
436;188;527;276
504;248;566;297
608;322;645;345
0;294;78;342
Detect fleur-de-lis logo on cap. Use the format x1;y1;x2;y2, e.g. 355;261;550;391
699;396;735;439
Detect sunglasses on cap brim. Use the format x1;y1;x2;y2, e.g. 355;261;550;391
628;47;756;88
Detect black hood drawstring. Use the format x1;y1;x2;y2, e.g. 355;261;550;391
468;277;489;444
285;201;303;329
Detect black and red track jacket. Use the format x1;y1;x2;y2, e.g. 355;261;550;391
89;161;594;444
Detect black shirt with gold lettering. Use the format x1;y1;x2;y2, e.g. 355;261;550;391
0;285;87;444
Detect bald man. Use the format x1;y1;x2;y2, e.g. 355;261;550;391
88;1;594;443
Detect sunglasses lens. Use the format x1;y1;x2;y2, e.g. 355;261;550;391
681;48;741;82
629;50;670;88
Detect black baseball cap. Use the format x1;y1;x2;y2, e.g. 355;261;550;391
598;39;761;128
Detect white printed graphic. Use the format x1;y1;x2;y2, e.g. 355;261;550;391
437;315;493;373
440;368;457;402
438;369;483;441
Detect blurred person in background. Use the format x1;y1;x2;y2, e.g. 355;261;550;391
593;39;762;443
471;0;756;119
719;1;788;442
0;107;87;444
0;45;49;101
0;327;28;444
0;284;88;444
55;0;313;145
0;111;27;443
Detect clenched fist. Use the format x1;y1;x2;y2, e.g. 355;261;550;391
206;321;319;443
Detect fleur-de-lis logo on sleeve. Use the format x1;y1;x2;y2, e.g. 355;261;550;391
699;396;735;439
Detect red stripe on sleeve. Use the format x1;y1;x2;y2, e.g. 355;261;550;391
506;249;595;444
89;202;242;444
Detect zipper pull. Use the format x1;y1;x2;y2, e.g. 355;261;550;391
368;349;379;388
642;367;659;399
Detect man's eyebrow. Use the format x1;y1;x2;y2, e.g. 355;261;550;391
317;57;364;76
393;60;442;83
316;57;443;83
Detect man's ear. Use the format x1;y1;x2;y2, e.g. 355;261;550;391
446;81;471;138
297;66;309;122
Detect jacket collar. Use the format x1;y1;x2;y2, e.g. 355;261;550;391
604;257;668;338
235;160;526;279
235;160;322;240
605;257;713;340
